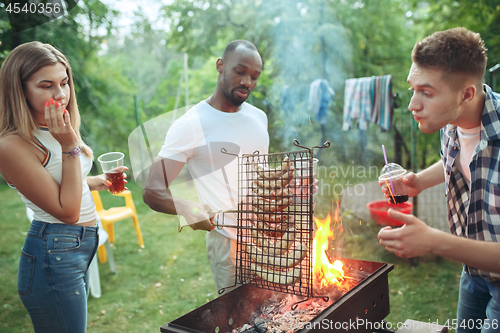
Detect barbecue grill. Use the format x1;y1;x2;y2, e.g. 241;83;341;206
163;140;395;332
161;258;394;333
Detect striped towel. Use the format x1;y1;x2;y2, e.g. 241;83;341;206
343;75;393;131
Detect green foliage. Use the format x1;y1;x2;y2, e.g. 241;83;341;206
0;1;137;163
409;0;500;69
79;53;137;157
160;0;432;171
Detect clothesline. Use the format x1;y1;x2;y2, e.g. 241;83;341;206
342;75;393;131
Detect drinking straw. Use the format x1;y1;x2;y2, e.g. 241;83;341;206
381;145;396;199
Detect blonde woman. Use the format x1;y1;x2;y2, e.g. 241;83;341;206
0;41;125;332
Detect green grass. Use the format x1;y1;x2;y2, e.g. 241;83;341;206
0;180;461;332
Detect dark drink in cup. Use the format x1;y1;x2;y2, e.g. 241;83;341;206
390;194;409;204
106;171;125;194
379;163;408;205
98;152;126;194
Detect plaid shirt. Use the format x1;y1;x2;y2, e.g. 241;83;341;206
441;84;500;280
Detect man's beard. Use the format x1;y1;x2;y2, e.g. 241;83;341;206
221;75;249;107
223;89;245;107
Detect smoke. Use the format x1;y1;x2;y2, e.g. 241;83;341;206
262;0;352;156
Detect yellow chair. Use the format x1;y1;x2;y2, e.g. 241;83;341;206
91;190;144;263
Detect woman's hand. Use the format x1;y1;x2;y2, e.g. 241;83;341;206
87;166;128;191
45;99;79;150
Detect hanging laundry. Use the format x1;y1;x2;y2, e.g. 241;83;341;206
342;75;393;131
280;85;294;115
342;77;372;130
308;79;335;125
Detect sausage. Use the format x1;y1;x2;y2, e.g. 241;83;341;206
253;170;295;190
253;219;291;238
252;196;293;213
252;226;297;254
250;262;301;285
256;213;294;223
245;241;308;268
252;185;293;198
256;220;295;237
254;156;294;179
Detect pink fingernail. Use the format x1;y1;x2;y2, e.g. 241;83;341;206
50;99;54;105
64;109;68;114
45;102;49;107
55;101;59;107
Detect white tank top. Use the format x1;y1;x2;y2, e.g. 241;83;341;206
8;126;97;224
456;125;481;186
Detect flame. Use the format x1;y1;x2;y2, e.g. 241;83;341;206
312;209;345;289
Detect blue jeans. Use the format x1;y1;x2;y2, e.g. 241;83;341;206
457;269;500;333
18;221;98;333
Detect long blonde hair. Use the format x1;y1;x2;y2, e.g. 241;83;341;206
0;41;92;158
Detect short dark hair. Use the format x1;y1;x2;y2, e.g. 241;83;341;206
222;40;259;60
412;27;487;84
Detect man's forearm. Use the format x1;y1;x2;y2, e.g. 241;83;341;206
416;160;445;191
143;188;180;215
430;229;500;274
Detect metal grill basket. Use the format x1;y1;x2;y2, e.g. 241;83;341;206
218;140;330;301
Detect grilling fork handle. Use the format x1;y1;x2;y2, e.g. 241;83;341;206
177;210;240;232
208;210;240;229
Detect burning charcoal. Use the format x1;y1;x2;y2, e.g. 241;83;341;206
240;322;267;333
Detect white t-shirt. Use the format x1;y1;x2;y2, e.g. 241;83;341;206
456;125;481;185
158;100;269;239
9;126;97;224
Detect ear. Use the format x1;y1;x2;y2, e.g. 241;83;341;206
460;84;476;106
216;58;223;74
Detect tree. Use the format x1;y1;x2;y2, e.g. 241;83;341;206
160;0;423;170
0;0;137;163
409;0;500;80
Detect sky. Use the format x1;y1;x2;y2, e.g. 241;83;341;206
100;0;172;31
90;0;173;52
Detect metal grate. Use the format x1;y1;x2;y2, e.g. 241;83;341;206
220;140;329;299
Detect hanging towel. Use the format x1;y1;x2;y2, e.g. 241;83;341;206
317;80;335;124
357;77;372;130
308;79;322;116
280;85;294;115
370;76;383;124
371;75;393;131
342;78;356;130
343;75;393;131
308;79;334;124
342;77;372;130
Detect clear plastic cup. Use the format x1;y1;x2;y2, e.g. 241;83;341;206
98;152;125;194
379;163;408;204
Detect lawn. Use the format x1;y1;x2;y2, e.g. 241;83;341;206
0;179;461;332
